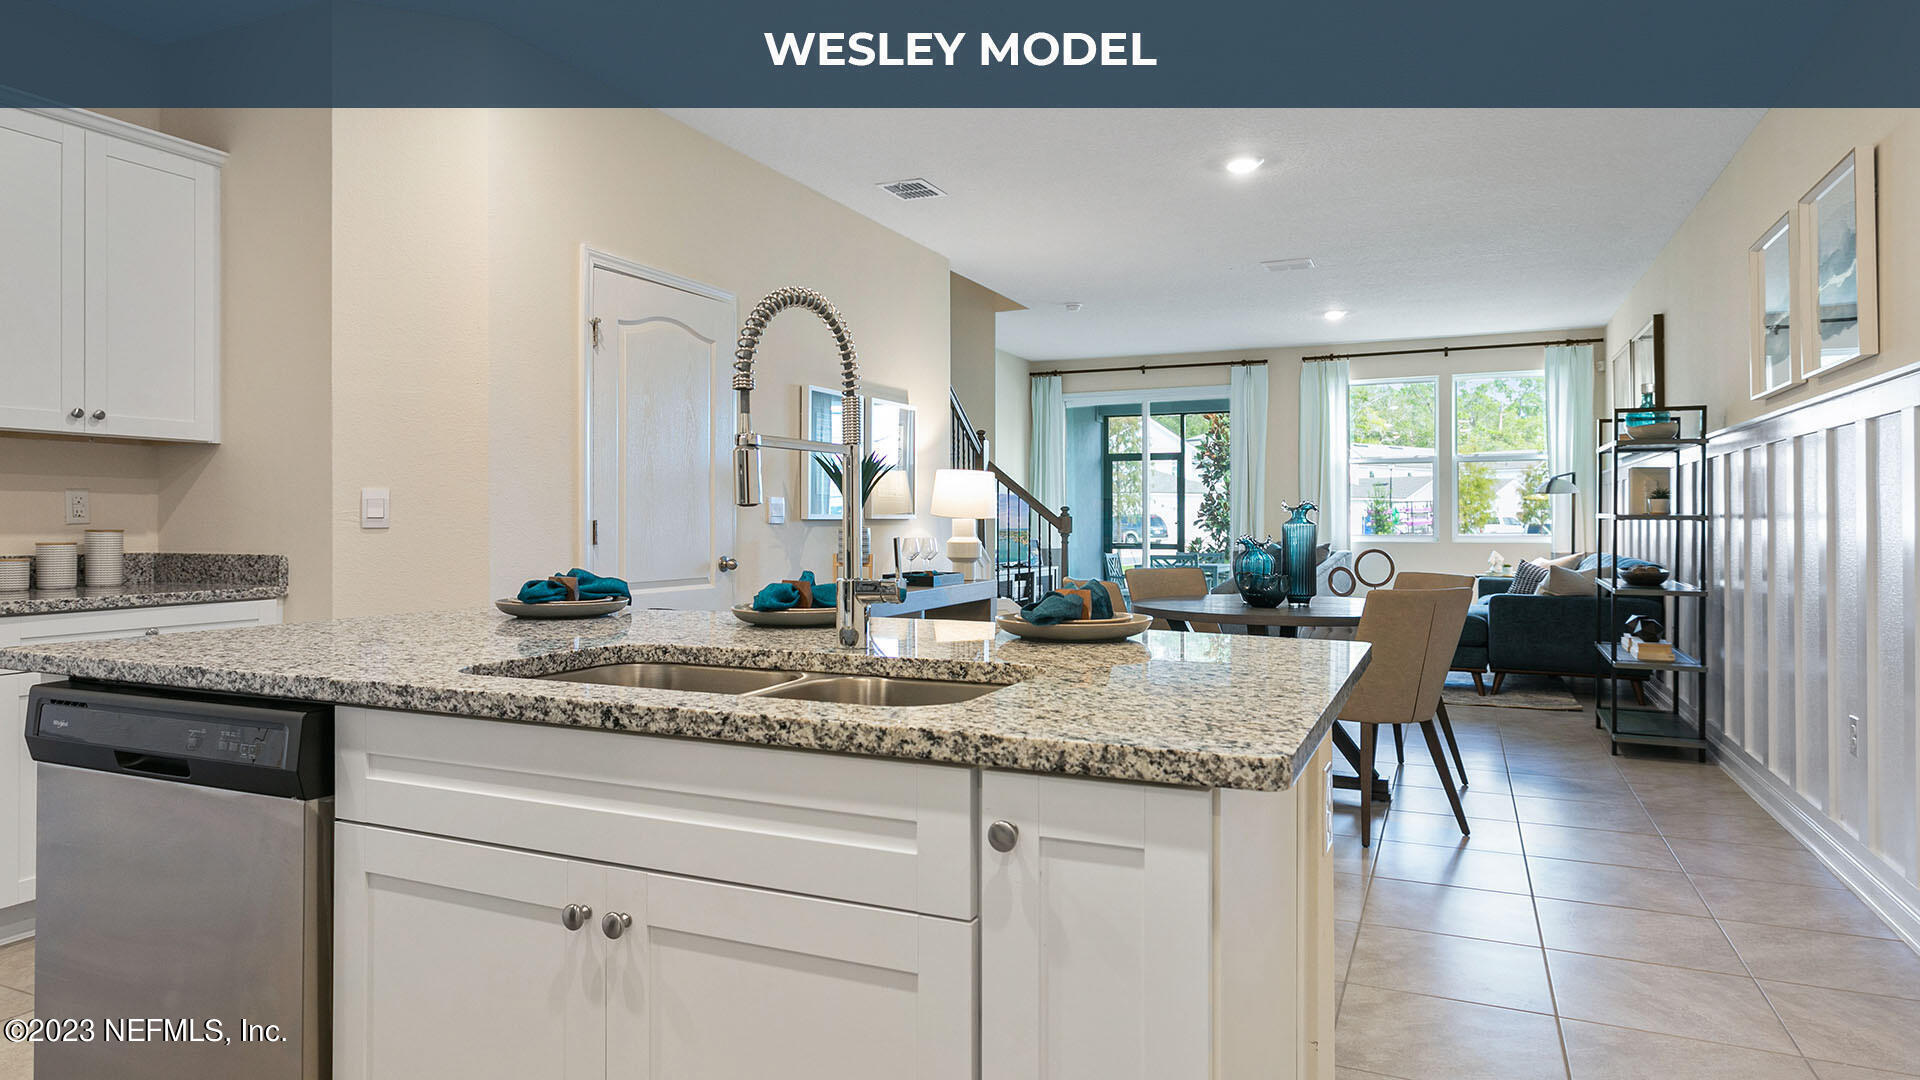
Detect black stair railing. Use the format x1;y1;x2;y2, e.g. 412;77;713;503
949;391;1072;607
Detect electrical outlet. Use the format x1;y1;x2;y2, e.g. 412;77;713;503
64;489;89;525
1849;715;1860;757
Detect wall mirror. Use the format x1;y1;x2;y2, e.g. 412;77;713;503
1610;314;1665;419
865;391;916;520
1749;214;1799;399
801;384;845;520
1799;146;1879;377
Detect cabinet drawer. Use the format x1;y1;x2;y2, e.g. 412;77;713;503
336;708;977;919
0;599;282;649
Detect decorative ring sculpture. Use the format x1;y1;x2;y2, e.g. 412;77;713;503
1327;565;1357;597
1355;548;1397;589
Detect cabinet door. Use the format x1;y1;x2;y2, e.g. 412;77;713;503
980;771;1214;1079
0;671;50;909
334;824;606;1080
606;869;973;1080
0;110;84;435
83;129;220;442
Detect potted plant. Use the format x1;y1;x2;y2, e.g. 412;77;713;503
1646;485;1672;516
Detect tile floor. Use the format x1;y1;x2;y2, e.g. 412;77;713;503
1332;696;1920;1080
0;937;30;1078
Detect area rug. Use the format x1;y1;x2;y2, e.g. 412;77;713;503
1442;671;1581;711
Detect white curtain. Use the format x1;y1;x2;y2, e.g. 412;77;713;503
1298;359;1351;551
1029;374;1066;511
1544;344;1595;553
1228;364;1269;540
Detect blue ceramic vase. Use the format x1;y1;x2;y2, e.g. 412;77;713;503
1282;502;1318;605
1232;536;1289;608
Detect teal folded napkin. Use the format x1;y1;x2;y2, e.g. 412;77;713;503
516;568;631;604
1018;578;1117;625
752;570;839;611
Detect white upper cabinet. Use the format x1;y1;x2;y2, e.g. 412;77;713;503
0;109;222;443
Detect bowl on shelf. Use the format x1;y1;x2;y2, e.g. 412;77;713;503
1619;565;1670;587
1620;420;1681;442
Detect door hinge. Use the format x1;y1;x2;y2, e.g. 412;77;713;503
591;519;599;545
589;316;602;348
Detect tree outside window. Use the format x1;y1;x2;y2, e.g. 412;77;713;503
1349;379;1437;538
1453;373;1548;537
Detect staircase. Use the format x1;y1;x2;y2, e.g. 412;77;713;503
951;392;1073;607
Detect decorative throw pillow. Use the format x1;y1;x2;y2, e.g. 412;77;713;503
1547;551;1588;569
1508;559;1551;595
1539;564;1599;596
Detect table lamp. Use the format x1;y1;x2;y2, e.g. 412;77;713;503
931;469;995;581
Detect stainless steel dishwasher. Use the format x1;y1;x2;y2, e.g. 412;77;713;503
25;681;332;1080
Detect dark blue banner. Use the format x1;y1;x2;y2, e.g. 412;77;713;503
4;0;1918;106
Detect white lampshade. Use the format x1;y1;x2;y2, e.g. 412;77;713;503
930;469;995;520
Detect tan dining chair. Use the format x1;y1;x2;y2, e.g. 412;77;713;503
1123;567;1221;633
1383;572;1475;778
1342;585;1474;846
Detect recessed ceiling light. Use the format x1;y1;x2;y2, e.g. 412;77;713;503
1225;156;1264;175
1323;309;1350;322
1063;302;1083;312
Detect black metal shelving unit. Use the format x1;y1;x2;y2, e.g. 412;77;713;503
1594;405;1711;759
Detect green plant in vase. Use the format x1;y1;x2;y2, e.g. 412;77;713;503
1646;485;1672;516
815;451;896;505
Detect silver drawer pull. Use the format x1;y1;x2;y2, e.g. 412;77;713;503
601;912;632;939
560;903;592;931
987;820;1019;852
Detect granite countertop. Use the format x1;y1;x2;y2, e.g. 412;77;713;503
0;608;1369;790
0;554;288;617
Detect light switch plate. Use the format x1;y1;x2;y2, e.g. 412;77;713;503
64;489;89;525
361;487;391;529
767;496;786;524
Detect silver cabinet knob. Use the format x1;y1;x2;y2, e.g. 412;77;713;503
561;903;593;931
91;409;106;421
987;820;1019;853
144;628;160;636
601;911;632;939
716;556;739;572
69;407;84;419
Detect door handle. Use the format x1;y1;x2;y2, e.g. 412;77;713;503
601;911;632;939
716;556;739;572
560;903;593;931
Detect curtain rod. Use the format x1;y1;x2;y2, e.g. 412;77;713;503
1030;358;1267;379
1300;336;1603;363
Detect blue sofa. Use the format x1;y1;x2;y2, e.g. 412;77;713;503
1454;557;1662;696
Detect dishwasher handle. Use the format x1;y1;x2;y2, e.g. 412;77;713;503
112;751;192;779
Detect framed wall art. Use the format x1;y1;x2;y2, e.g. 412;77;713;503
1798;145;1878;378
1749;213;1799;400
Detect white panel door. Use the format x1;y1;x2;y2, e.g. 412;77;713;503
0;671;50;909
0;110;84;435
980;771;1214;1080
606;869;974;1080
587;260;737;608
84;129;220;441
334;824;606;1080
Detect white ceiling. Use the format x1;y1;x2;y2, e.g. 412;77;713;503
664;108;1762;361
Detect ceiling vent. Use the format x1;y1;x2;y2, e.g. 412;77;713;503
877;178;948;201
1261;257;1318;272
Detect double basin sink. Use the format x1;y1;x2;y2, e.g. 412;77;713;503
536;662;1002;707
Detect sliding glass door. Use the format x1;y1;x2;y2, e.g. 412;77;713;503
1096;400;1230;578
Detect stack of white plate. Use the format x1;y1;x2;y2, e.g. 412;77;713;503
34;541;78;589
82;529;125;586
0;557;29;593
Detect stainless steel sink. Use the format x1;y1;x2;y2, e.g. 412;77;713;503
753;675;1002;707
536;663;804;694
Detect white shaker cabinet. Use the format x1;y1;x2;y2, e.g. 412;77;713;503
0;671;50;910
0;108;222;443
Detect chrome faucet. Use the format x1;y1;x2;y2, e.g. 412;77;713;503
731;287;901;648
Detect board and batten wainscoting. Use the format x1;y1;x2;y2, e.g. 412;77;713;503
1615;362;1920;949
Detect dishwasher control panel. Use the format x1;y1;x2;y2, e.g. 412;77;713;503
25;682;333;798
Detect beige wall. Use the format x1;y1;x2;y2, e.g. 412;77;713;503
1607;109;1920;428
0;109;333;621
949;273;1000;442
993;348;1031;485
1057;326;1602;577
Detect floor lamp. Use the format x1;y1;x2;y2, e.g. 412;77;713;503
1535;472;1579;556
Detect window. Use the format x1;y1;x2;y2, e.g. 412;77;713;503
1452;373;1548;537
1100;405;1230;566
1348;378;1437;538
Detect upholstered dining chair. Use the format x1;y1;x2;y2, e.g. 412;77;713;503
1342;585;1474;846
1123;567;1220;633
1384;572;1475;781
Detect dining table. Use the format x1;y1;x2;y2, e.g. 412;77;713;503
1127;593;1391;803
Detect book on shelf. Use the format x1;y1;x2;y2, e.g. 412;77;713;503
1619;635;1674;662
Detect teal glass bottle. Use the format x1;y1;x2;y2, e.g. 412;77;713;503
1282;502;1318;604
1232;535;1288;607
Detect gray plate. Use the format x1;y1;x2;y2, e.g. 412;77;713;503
995;612;1152;642
494;597;630;619
732;604;836;627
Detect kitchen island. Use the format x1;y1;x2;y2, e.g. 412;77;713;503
0;609;1368;1080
